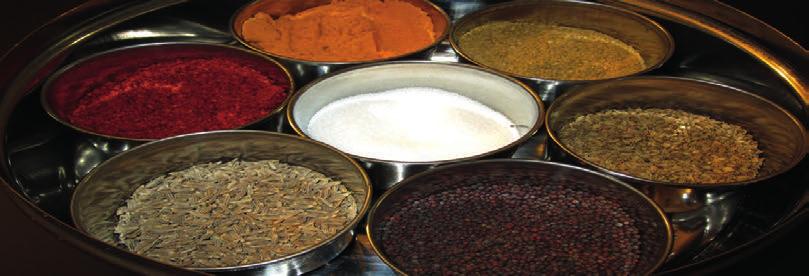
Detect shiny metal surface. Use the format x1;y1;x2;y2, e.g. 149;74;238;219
0;0;807;274
40;42;296;143
73;137;131;179
0;1;200;274
230;0;451;86
448;0;674;102
665;190;741;261
366;159;673;275
71;130;373;274
600;0;809;114
286;61;544;190
660;0;806;57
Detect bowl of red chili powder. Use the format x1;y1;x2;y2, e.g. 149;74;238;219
230;0;450;85
41;43;293;141
367;159;673;275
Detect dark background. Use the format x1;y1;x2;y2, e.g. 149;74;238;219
0;1;806;275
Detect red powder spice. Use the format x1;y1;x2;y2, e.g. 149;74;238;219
63;57;288;139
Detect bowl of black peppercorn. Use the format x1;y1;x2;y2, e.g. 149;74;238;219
366;159;672;275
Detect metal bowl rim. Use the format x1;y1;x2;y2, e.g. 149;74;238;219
365;158;674;275
545;75;809;188
447;0;676;83
39;41;297;143
229;0;452;65
69;129;374;272
285;60;546;164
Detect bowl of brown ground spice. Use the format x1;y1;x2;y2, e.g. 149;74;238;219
546;76;806;210
449;0;674;102
70;130;372;274
230;0;450;85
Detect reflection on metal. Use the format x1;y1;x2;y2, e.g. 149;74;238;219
427;40;460;63
664;0;807;56
667;190;740;261
431;0;488;22
511;132;549;161
73;140;108;180
601;0;809;118
0;0;807;274
533;80;563;103
312;234;396;275
73;136;134;179
116;29;180;39
75;18;235;57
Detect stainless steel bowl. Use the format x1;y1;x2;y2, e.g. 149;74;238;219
41;42;296;143
286;61;544;190
449;0;674;102
231;0;451;86
546;76;808;213
70;130;372;274
366;159;673;275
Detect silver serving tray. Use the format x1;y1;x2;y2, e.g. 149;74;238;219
1;0;807;274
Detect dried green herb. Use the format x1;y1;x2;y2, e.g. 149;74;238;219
558;108;764;183
458;22;645;80
114;159;359;268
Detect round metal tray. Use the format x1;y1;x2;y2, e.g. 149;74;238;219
1;0;807;274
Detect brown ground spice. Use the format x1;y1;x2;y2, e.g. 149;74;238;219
459;22;645;80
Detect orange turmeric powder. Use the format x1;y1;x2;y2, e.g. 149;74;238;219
241;0;436;62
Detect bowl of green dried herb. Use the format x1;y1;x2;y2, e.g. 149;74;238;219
449;0;674;102
546;76;807;189
70;130;372;274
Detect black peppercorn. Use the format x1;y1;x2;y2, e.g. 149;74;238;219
377;182;641;275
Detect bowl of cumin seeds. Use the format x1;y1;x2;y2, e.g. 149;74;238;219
546;76;807;188
546;77;807;213
70;130;372;274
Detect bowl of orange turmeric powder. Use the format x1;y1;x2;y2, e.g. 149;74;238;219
231;0;450;85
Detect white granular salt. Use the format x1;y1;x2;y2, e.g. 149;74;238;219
306;87;520;162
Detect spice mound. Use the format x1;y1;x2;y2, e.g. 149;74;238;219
458;22;645;80
377;182;641;275
64;57;288;139
558;108;764;183
241;0;436;61
113;160;359;268
306;87;520;162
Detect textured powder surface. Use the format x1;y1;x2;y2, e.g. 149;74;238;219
64;57;288;139
307;87;520;162
459;22;646;80
241;0;435;61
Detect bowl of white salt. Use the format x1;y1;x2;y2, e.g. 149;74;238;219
287;61;544;189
